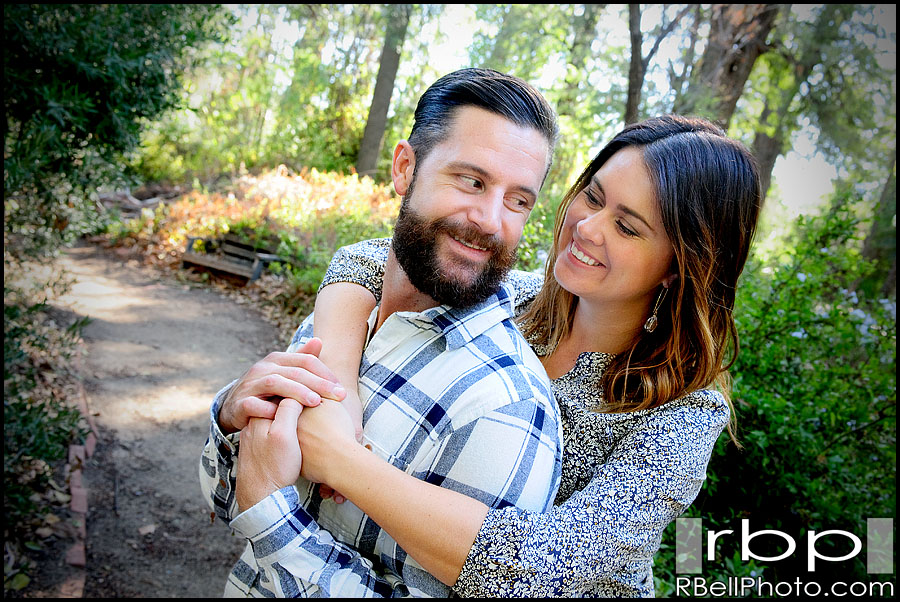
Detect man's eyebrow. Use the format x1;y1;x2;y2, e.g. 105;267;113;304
590;175;655;232
448;161;538;200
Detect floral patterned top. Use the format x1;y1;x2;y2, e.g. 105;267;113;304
321;238;730;597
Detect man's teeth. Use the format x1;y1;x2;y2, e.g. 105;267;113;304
571;243;599;266
453;235;487;251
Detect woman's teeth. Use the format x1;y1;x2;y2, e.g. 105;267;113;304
571;242;599;266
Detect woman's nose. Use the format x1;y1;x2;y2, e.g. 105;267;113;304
575;212;605;246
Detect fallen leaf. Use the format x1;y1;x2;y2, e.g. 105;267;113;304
138;524;157;536
49;490;71;504
9;572;30;591
35;527;54;538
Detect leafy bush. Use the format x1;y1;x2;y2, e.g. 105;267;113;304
3;259;92;592
101;166;400;320
4;4;232;259
653;191;896;594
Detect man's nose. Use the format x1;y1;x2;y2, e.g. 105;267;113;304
467;193;503;235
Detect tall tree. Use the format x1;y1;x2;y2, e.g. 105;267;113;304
673;4;780;127
625;4;692;124
858;151;897;297
555;4;605;119
356;4;413;178
747;5;895;200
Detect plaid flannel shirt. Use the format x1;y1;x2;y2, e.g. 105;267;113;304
200;282;563;597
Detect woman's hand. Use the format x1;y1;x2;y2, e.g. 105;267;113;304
296;398;360;487
314;388;365;503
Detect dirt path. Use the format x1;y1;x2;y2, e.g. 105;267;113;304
51;241;286;597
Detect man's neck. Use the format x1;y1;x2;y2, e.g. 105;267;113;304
375;250;441;334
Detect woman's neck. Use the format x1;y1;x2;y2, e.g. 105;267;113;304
540;300;642;380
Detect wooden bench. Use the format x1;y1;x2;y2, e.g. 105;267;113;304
182;234;283;282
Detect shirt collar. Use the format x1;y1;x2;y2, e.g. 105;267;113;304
392;282;518;351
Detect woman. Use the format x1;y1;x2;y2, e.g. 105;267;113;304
300;114;762;596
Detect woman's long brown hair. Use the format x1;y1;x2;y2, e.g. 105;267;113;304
518;116;762;445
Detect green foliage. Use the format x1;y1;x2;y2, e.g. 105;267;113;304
3;261;92;592
134;5;387;184
4;4;232;258
652;188;896;592
516;200;557;273
103;167;399;319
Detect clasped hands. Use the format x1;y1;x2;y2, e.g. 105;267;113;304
221;338;360;512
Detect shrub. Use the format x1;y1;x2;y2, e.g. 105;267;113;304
653;192;896;594
3;258;92;592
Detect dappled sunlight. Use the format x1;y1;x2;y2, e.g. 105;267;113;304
87;379;222;428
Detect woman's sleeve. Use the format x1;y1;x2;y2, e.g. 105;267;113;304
453;391;729;597
318;238;391;303
504;269;544;317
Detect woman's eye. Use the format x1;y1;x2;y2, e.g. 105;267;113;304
617;220;639;238
584;190;602;207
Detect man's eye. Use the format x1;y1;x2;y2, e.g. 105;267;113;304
460;176;482;189
508;197;532;210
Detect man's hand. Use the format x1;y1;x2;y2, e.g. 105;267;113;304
234;398;304;513
218;338;346;434
296;398;359;487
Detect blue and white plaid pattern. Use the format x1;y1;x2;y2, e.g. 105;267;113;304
200;283;563;597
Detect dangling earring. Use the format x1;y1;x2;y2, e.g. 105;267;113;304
643;287;668;333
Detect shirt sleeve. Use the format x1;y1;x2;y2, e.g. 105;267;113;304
226;486;411;597
317;239;546;317
318;238;391;302
199;314;317;525
198;380;241;524
453;392;729;597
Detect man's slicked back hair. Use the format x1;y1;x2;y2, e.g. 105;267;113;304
407;68;559;180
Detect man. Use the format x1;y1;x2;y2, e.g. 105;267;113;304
199;68;562;597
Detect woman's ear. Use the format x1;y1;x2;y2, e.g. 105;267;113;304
391;140;416;197
662;273;679;289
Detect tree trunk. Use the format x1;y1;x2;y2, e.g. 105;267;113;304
625;4;644;125
626;4;691;125
674;4;779;128
751;103;780;199
556;4;604;118
751;4;845;203
356;4;411;178
670;5;703;110
859;151;897;297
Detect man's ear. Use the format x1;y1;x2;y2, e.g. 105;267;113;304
391;140;416;197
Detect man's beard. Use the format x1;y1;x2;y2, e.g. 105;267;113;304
392;199;517;308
